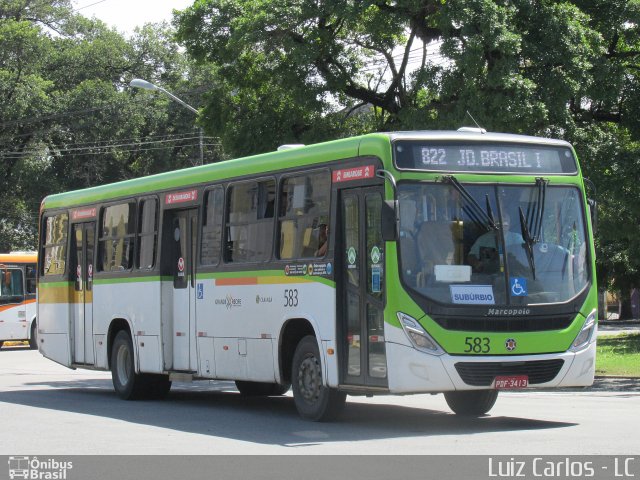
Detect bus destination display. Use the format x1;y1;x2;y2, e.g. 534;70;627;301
394;142;577;174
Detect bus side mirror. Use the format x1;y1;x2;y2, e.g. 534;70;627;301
381;200;398;242
588;198;597;234
584;178;597;235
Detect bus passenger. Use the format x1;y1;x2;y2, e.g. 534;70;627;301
315;224;329;257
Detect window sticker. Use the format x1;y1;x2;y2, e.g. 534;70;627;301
510;277;528;296
450;285;495;305
371;265;381;293
370;246;381;264
347;247;357;267
435;265;471;283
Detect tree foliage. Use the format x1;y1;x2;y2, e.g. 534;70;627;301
0;0;217;251
2;0;640;311
175;0;640;310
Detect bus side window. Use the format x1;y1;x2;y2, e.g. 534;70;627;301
99;202;136;272
137;198;158;270
201;186;223;266
225;179;275;263
0;269;24;304
277;171;330;260
25;266;36;294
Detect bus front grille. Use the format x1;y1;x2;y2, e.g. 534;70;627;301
454;359;565;386
433;316;574;332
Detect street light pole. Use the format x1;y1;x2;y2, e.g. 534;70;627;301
129;78;204;165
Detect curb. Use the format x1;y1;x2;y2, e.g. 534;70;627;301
599;321;640;326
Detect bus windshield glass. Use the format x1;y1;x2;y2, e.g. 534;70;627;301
397;182;589;306
394;141;577;174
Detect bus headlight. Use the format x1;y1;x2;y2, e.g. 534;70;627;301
571;309;597;352
397;312;444;356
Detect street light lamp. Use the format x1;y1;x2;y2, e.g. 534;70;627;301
129;78;204;165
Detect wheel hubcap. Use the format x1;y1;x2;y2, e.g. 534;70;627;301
298;354;321;403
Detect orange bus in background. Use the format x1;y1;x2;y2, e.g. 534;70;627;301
0;252;37;349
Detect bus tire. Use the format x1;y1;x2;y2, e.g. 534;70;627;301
444;390;498;416
291;335;346;421
111;330;146;400
29;321;37;350
235;380;290;396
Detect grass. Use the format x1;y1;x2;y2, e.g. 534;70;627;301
596;333;640;377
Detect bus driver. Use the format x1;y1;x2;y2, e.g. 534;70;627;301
468;212;523;273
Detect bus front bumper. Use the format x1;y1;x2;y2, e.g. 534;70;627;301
385;341;596;394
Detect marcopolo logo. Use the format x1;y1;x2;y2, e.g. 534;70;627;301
487;308;531;316
8;456;73;480
214;295;242;309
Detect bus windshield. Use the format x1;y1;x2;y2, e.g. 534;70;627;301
397;182;590;306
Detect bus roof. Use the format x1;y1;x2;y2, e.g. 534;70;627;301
0;252;37;264
41;130;573;211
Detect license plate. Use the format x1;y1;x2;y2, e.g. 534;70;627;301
494;375;529;389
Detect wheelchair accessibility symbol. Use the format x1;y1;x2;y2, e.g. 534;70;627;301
510;277;528;296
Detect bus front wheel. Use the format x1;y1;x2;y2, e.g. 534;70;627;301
291;335;346;421
444;390;498;416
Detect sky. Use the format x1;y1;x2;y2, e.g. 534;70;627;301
74;0;194;36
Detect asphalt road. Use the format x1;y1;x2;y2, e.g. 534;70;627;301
0;347;638;455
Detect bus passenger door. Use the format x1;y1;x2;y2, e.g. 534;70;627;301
170;209;198;372
71;222;95;365
338;187;388;388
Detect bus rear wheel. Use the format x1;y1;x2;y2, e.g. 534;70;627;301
29;321;37;350
444;390;498;416
111;331;172;400
235;380;290;396
111;330;146;400
291;335;346;421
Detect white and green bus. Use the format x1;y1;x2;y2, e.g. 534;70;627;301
37;129;597;420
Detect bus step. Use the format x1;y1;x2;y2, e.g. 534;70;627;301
169;372;194;383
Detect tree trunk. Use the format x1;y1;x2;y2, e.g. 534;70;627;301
619;288;633;320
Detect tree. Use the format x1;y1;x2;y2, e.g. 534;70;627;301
1;1;216;251
175;0;640;315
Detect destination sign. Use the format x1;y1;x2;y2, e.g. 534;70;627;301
394;142;577;174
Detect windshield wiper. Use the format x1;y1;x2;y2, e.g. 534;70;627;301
519;178;549;280
443;176;498;232
525;178;548;243
518;207;537;280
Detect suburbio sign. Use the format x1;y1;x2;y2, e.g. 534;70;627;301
332;165;376;183
165;189;198;205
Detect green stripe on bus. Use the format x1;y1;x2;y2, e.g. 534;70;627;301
93;276;162;285
42;135;387;209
